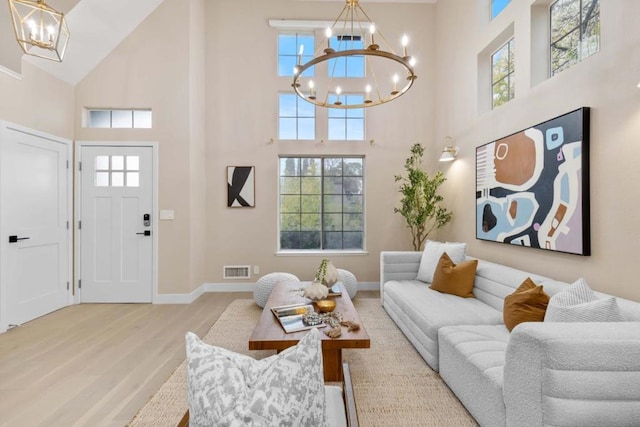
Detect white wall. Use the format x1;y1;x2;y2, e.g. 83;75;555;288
203;0;437;286
435;0;640;301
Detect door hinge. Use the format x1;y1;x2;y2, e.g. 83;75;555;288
67;281;69;290
66;160;69;169
78;279;81;289
78;220;82;230
67;221;69;230
78;161;82;171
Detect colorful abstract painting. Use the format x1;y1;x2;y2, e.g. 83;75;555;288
476;108;590;255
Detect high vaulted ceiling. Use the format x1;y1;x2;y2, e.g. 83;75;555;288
0;0;435;85
1;0;164;85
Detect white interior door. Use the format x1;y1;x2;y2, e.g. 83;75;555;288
79;145;154;303
0;122;71;330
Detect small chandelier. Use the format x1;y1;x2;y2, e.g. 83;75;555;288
293;0;417;109
8;0;70;62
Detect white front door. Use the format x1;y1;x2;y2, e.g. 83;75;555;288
79;145;154;303
0;123;71;330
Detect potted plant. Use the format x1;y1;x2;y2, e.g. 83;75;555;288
394;143;453;251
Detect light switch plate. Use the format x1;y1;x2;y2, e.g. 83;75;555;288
160;210;175;220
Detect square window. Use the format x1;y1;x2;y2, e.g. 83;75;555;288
279;156;365;251
89;110;111;128
112;110;133;128
126;172;139;187
278;33;315;77
95;155;109;171
95;172;109;187
126;156;139;171
111;156;124;171
112;172;124;187
278;94;315;140
133;110;152;128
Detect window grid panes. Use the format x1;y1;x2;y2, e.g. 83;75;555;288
279;156;364;251
550;0;599;76
491;38;515;109
278;33;315;77
279;93;315;140
491;0;512;19
88;109;152;129
94;155;140;187
327;94;365;140
328;35;365;78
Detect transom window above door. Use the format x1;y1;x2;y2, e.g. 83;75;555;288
94;155;140;187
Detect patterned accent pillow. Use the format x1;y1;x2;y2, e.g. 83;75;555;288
544;278;626;322
416;240;467;283
185;328;327;427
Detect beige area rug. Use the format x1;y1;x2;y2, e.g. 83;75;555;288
129;298;477;426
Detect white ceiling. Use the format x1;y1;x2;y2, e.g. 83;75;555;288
24;0;164;86
11;0;436;86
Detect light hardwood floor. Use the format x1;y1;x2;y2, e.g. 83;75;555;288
0;290;379;427
0;292;252;427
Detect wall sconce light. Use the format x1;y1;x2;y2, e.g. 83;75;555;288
439;137;459;162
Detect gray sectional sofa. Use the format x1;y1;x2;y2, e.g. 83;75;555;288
380;251;640;426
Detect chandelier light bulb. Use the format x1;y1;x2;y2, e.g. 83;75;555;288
365;84;372;103
402;34;409;57
334;86;342;106
325;27;334;52
308;80;316;99
336;86;342;95
298;44;304;64
409;57;417;67
391;74;399;95
369;24;377;48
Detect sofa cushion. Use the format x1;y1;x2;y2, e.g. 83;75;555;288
185;328;327;426
545;278;626;322
438;324;510;427
503;278;550;331
383;279;503;371
416;240;467;283
430;253;477;298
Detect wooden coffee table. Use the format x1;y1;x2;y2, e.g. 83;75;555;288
249;281;370;382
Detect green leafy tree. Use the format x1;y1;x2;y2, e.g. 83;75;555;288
394;143;453;251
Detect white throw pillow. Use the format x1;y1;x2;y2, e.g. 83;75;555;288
185;328;327;427
415;240;467;283
544;278;626;322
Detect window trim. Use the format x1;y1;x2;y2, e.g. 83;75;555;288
277;155;366;253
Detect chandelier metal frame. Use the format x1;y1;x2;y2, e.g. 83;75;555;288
292;0;417;109
8;0;70;62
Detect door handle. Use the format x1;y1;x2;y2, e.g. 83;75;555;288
136;230;151;236
8;235;30;243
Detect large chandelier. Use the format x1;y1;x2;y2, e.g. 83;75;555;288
293;0;417;109
8;0;70;62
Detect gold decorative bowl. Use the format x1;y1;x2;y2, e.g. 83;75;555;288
316;299;337;313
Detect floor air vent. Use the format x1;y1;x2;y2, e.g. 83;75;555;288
223;265;251;279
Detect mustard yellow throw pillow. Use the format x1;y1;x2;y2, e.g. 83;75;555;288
503;277;550;332
430;252;477;298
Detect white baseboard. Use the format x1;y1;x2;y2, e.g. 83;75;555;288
154;281;379;304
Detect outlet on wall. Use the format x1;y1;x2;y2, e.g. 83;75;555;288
253;265;260;275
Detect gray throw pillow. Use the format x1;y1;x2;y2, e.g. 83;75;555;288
185;327;327;427
544;278;626;322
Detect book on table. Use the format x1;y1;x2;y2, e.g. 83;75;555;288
271;303;327;333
